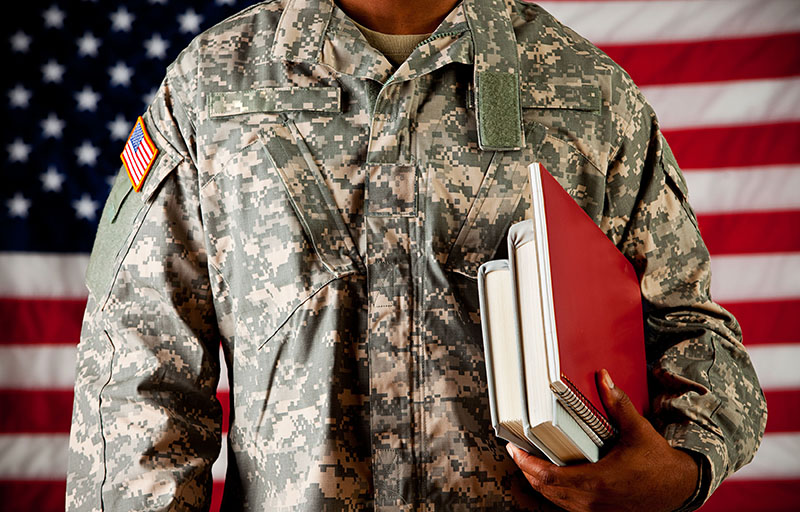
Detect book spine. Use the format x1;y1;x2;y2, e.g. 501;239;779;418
551;374;616;442
557;401;605;448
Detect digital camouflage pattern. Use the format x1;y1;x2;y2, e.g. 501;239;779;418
67;0;767;510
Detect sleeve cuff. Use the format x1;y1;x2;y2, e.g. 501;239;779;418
663;421;729;509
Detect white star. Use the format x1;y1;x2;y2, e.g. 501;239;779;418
216;0;236;5
76;141;100;166
109;115;131;141
178;9;203;33
108;114;131;141
8;138;31;163
41;166;65;192
42;59;65;83
73;194;99;220
110;7;135;32
109;62;133;87
144;34;169;59
43;5;66;29
142;88;157;108
9;85;32;108
106;175;117;188
77;32;100;57
75;86;100;111
41;113;65;138
7;193;32;218
10;31;32;53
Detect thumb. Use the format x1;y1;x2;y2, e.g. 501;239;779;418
597;368;645;437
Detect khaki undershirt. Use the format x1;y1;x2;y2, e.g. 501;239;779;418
351;19;432;67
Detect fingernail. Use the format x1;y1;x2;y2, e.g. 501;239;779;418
602;369;615;389
506;444;515;460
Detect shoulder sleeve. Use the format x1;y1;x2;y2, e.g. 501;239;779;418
66;60;222;511
605;93;768;508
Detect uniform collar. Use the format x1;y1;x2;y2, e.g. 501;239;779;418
272;0;524;150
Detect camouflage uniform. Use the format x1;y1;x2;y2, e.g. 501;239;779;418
67;0;767;510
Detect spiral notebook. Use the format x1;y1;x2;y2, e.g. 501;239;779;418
478;163;648;465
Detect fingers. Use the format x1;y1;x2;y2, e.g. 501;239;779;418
506;444;563;491
598;368;646;437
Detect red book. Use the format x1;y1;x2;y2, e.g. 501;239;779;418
517;162;647;435
544;161;647;417
479;163;648;464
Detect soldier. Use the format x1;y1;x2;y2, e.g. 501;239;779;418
67;0;767;510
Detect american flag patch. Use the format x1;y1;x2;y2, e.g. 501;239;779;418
120;116;158;192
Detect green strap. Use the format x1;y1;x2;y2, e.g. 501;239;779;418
463;0;524;151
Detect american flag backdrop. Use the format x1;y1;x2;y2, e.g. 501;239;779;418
0;0;798;510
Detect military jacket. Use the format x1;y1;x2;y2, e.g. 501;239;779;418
67;0;767;510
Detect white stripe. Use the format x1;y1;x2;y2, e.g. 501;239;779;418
13;342;798;393
641;77;800;130
213;436;228;480
0;345;230;391
747;344;800;390
133;146;150;172
536;0;800;44
8;342;796;394
128;144;145;178
685;165;800;214
123;144;142;179
710;253;800;302
126;144;144;178
141;141;154;159
0;434;228;480
729;433;800;480
0;345;76;389
0;252;89;298
0;434;69;479
1;430;795;481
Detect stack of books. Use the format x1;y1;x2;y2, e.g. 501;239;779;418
478;163;649;465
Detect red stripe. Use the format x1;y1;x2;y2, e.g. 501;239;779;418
0;390;73;433
141;141;154;159
128;145;145;177
0;390;230;434
664;122;800;170
128;144;144;178
764;390;800;433
698;211;800;255
721;299;800;345
2;479;798;512
133;147;150;173
699;479;800;512
212;481;224;512
1;297;86;345
123;145;142;179
0;481;226;512
601;33;800;86
0;481;66;512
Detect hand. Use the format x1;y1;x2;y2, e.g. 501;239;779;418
506;369;699;512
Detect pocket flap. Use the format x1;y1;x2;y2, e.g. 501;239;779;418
208;86;341;118
445;123;546;278
520;83;601;111
257;117;363;277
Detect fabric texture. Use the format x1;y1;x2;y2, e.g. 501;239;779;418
67;0;767;510
350;19;431;67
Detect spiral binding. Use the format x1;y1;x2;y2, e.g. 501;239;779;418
552;374;617;441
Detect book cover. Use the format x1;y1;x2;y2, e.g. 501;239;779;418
531;163;649;425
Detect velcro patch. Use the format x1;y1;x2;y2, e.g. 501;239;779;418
120;116;159;192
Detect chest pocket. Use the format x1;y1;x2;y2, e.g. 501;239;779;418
445;123;546;279
201;106;362;347
85;131;182;309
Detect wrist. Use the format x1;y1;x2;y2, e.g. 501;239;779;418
670;448;703;512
